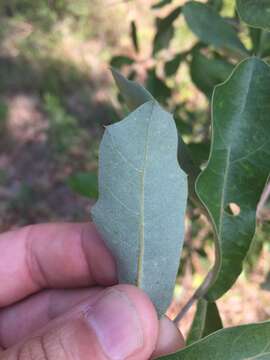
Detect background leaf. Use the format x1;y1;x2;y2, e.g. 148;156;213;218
152;0;173;9
187;299;223;345
237;0;270;30
164;53;184;77
190;51;234;98
130;20;139;53
207;0;223;12
183;2;248;57
111;68;154;111
146;68;172;104
157;321;270;359
110;56;134;69
91;101;187;316
153;6;182;54
68;171;98;199
196;57;270;300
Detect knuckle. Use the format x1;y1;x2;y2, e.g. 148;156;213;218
18;329;71;360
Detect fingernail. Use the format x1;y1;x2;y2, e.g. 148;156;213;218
86;289;143;360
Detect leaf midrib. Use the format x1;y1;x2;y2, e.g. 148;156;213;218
137;103;155;287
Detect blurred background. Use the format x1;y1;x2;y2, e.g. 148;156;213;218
0;0;269;337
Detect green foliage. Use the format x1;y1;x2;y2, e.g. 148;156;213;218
43;93;78;153
237;0;270;30
183;2;248;57
0;101;8;132
110;1;270;353
187;299;223;345
152;6;182;54
92;101;188;316
190;52;234;98
196;58;270;300
68;172;98;199
158;321;270;359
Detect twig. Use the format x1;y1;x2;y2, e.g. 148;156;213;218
173;268;216;324
257;182;270;216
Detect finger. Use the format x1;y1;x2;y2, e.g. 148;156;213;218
0;222;116;307
152;316;185;359
0;287;104;348
2;285;159;360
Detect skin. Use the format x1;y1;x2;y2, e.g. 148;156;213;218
0;222;184;359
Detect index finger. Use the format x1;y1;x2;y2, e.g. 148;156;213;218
0;223;117;307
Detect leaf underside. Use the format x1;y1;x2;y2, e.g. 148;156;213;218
157;321;270;359
91;101;187;316
196;57;270;300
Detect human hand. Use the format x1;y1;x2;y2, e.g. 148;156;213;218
0;222;184;359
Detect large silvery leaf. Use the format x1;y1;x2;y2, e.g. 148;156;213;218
157;321;270;359
237;0;270;30
183;2;248;57
111;68;201;205
187;299;223;345
196;57;270;300
91;100;187;316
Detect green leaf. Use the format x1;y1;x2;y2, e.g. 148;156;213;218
207;0;223;12
187;142;210;168
190;52;234;98
157;321;270;359
196;57;270;300
110;68;201;206
183;1;248;56
152;0;173;9
110;56;134;69
237;0;270;30
68;172;98;199
153;6;182;54
111;68;154;111
91;101;188;316
146;68;172;104
164;53;184;77
249;27;262;54
187;299;223;345
130;20;139;53
259;31;270;58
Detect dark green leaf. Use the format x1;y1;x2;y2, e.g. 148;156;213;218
259;31;270;58
130;20;139;53
261;271;270;291
190;52;234;98
237;0;270;30
111;68;154;111
187;299;223;345
153;6;182;54
110;56;134;69
183;1;248;56
164;53;184;76
187;142;210;168
92;101;187;316
146;68;172;104
157;321;270;359
196;57;270;300
249;27;262;54
207;0;223;12
68;172;98;199
152;0;173;9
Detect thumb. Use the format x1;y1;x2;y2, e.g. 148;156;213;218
2;285;159;360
